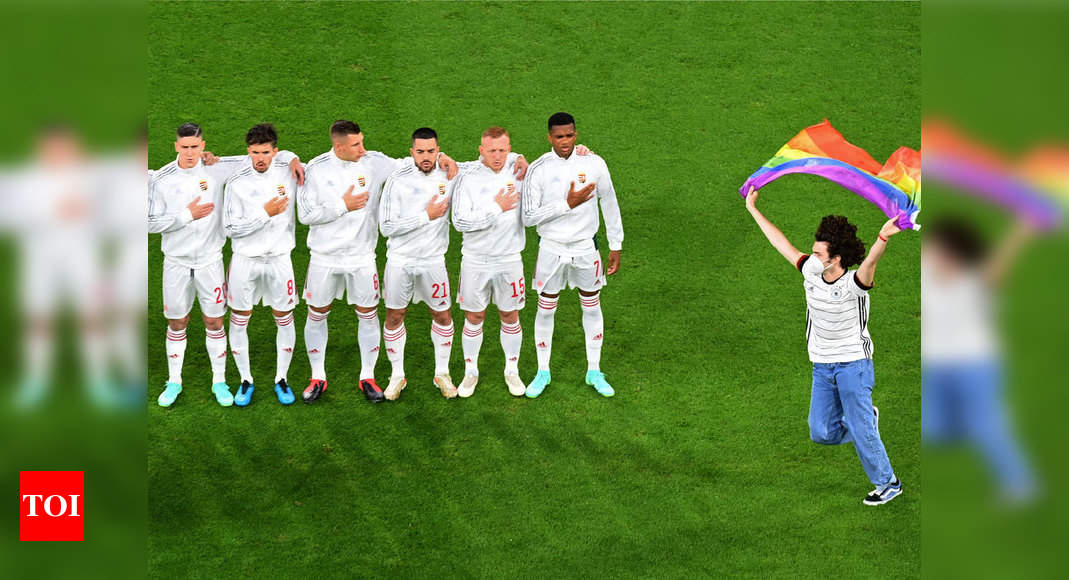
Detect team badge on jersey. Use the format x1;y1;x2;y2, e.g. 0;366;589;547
506;182;515;194
358;176;366;188
277;184;286;196
578;172;586;184
199;179;208;191
438;183;446;195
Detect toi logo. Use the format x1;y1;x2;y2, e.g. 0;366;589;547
20;471;84;541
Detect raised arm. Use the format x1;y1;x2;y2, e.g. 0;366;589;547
855;218;903;287
204;150;303;184
745;187;804;266
983;219;1035;287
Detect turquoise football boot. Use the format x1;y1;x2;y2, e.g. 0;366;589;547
212;382;234;407
157;382;182;407
585;370;615;397
525;370;551;398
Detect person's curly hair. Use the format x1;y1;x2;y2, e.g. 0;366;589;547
814;215;866;268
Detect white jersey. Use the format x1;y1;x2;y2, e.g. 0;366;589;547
379;163;453;265
298;149;402;268
451;158;524;264
148;151;296;267
223;159;297;258
799;255;874;363
522;150;623;257
920;261;999;362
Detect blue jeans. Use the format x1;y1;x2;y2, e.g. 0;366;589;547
923;360;1034;497
809;359;895;486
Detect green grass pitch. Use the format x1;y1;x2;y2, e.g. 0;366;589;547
149;2;920;577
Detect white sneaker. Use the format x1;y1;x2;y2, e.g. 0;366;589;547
434;374;457;399
384;376;407;401
505;374;526;397
457;375;478;398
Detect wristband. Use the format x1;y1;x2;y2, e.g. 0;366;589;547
878;234;888;243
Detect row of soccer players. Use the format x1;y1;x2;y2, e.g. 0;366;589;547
148;112;624;407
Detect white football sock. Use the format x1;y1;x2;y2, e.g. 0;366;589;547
384;323;406;378
165;327;186;384
580;293;604;371
500;320;522;375
304;309;329;380
229;312;253;384
431;320;454;376
357;309;380;381
534;295;558;371
462;320;483;376
274;312;295;383
205;327;228;384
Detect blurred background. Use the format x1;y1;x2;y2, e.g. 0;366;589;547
924;1;1068;578
1;1;145;578
2;0;1066;578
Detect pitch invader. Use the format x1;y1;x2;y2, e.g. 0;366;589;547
298;120;459;404
451;126;533;398
149;123;302;407
223;123;304;406
522;112;624;398
379;127;465;400
745;186;903;506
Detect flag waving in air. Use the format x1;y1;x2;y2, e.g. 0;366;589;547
739;120;922;230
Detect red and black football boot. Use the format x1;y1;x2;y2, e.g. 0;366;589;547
359;378;385;403
302;379;327;403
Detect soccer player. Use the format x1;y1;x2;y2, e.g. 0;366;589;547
522;112;624;398
297;120;460;404
451;126;528;397
148;122;301;407
222;123;303;406
744;186;903;506
378;127;460;400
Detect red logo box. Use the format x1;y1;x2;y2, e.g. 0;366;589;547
20;471;84;541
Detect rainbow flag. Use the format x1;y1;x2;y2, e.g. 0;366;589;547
923;120;1064;230
739;120;922;230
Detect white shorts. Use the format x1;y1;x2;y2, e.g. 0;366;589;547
22;240;101;316
303;262;380;309
458;260;526;313
162;258;227;319
532;248;606;295
384;260;451;311
227;254;298;312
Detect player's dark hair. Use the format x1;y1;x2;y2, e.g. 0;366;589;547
245;123;278;146
814;215;866;268
412;127;438;144
176;122;203;139
926;217;988;265
330;120;361;138
548;112;575;131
